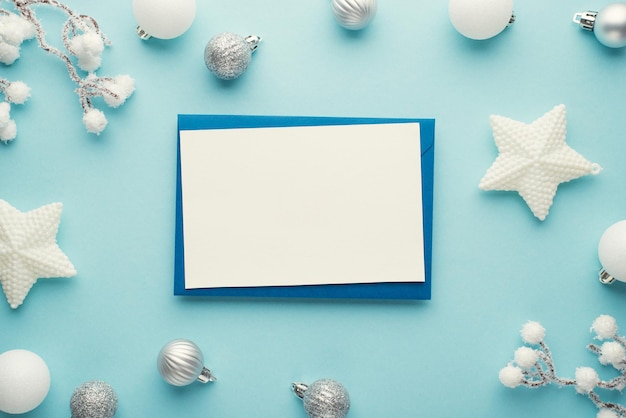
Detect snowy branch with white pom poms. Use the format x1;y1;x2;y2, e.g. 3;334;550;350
0;0;134;137
500;316;626;418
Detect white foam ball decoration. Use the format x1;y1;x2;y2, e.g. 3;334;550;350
69;32;104;72
0;349;51;414
5;81;30;104
499;365;523;388
0;119;17;142
513;346;538;369
0;102;10;126
592;315;618;340
598;409;620;418
520;321;545;344
449;0;513;40
83;108;108;134
575;367;600;394
598;221;626;282
0;13;36;45
0;42;20;65
599;341;625;367
133;0;196;39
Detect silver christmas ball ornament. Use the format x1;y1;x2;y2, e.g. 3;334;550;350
157;339;216;386
204;32;261;80
70;380;118;418
292;379;350;418
574;3;626;48
331;0;377;30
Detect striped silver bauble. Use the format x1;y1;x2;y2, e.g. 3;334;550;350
157;339;216;386
331;0;377;30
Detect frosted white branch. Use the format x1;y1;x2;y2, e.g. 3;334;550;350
0;0;134;138
501;315;626;417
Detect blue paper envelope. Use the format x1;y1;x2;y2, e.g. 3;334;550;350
174;115;435;299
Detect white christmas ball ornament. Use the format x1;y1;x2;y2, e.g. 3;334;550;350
598;220;626;283
449;0;514;40
331;0;377;30
133;0;196;40
0;349;50;414
574;3;626;48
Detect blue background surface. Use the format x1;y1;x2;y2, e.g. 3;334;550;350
1;0;626;416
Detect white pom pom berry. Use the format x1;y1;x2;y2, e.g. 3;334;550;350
83;108;108;134
592;315;618;340
521;321;546;345
499;365;524;388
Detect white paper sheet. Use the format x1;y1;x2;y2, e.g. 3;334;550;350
179;123;424;288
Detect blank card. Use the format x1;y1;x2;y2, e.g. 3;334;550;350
178;122;425;289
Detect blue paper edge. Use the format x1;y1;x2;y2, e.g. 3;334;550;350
174;115;435;300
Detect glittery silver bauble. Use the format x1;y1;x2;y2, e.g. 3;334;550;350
204;32;261;80
331;0;377;30
157;339;216;386
293;379;350;418
70;381;118;418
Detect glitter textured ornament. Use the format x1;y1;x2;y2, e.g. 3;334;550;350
157;339;216;386
574;3;626;48
292;379;350;418
204;32;261;80
479;104;601;221
70;381;118;418
331;0;377;30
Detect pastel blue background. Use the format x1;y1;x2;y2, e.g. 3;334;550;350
1;0;626;416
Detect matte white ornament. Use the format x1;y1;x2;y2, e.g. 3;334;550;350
331;0;377;30
0;349;50;414
574;3;626;48
133;0;196;40
598;220;626;284
479;104;601;221
157;339;216;386
0;199;76;308
449;0;515;40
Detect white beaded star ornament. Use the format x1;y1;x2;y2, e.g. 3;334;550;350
0;200;76;309
479;104;601;220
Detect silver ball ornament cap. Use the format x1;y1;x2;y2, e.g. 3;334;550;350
157;339;216;386
204;32;261;80
292;379;350;418
574;3;626;48
331;0;377;30
70;381;118;418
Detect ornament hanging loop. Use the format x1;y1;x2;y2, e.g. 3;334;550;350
599;268;615;284
292;382;308;399
198;367;217;383
136;26;152;40
573;11;597;30
245;35;261;52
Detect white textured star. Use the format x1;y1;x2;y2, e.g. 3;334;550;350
479;104;601;221
0;200;76;309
